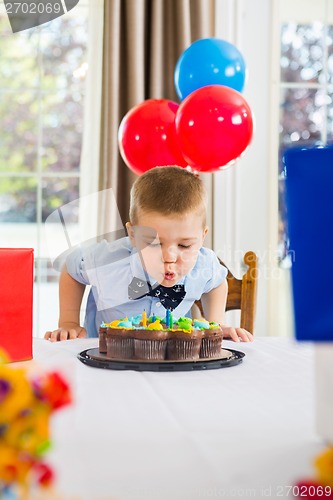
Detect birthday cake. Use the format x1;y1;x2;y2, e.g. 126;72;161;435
99;313;223;361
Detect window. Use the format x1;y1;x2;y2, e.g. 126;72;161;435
0;2;89;335
277;0;333;263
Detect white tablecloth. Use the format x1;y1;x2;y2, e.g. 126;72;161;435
27;337;322;500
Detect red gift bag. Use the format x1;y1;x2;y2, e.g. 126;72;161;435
0;248;34;362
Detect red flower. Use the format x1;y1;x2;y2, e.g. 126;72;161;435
34;461;54;486
33;372;71;410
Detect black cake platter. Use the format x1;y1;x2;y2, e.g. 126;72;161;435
77;347;245;372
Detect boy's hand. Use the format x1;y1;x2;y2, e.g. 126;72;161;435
44;325;87;342
220;325;253;343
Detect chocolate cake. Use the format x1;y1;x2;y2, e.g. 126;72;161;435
99;314;223;361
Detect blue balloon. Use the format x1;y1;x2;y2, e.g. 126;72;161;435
174;38;247;101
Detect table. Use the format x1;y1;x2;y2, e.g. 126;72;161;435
28;337;323;500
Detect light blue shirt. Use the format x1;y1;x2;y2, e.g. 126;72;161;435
66;237;227;337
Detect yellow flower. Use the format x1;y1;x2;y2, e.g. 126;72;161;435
5;408;51;456
314;447;333;488
0;443;31;484
0;364;71;491
0;366;34;424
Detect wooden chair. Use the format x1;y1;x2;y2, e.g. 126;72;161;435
194;251;259;334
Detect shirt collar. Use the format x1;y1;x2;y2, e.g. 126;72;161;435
129;246;147;282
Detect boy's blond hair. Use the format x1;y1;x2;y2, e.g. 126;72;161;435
129;166;207;226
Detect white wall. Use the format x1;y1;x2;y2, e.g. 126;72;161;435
213;0;273;336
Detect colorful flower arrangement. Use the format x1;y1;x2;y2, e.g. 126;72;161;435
295;446;333;498
0;350;71;499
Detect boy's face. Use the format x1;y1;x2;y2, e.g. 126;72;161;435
126;210;208;287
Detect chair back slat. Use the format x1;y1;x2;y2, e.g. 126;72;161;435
195;251;258;334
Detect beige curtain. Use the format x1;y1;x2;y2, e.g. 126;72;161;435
99;0;215;231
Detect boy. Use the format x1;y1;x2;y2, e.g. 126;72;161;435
45;166;253;343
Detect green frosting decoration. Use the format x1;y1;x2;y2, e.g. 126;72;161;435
176;317;193;330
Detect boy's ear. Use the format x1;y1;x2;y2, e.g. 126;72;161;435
126;222;136;246
203;226;209;239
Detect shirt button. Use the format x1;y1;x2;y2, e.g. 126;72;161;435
156;302;161;307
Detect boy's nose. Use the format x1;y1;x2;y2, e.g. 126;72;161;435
162;246;177;263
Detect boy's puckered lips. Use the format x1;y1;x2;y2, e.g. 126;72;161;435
164;272;176;281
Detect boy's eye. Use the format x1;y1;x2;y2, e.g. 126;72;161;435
178;244;192;249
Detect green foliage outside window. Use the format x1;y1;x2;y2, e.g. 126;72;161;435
0;13;88;223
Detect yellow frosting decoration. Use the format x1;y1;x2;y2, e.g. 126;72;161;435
169;328;193;334
148;320;163;330
110;320;121;327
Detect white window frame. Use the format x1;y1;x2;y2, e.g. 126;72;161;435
214;0;273;336
0;1;89;336
214;0;333;337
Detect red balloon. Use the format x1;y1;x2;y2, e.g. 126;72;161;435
118;99;187;175
175;85;254;172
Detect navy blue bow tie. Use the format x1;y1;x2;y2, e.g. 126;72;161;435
128;277;186;311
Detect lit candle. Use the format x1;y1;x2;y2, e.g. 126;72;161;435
169;310;173;329
142;310;147;327
166;309;170;328
152;312;156;322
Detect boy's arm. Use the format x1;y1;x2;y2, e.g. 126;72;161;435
200;280;253;342
44;265;87;342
